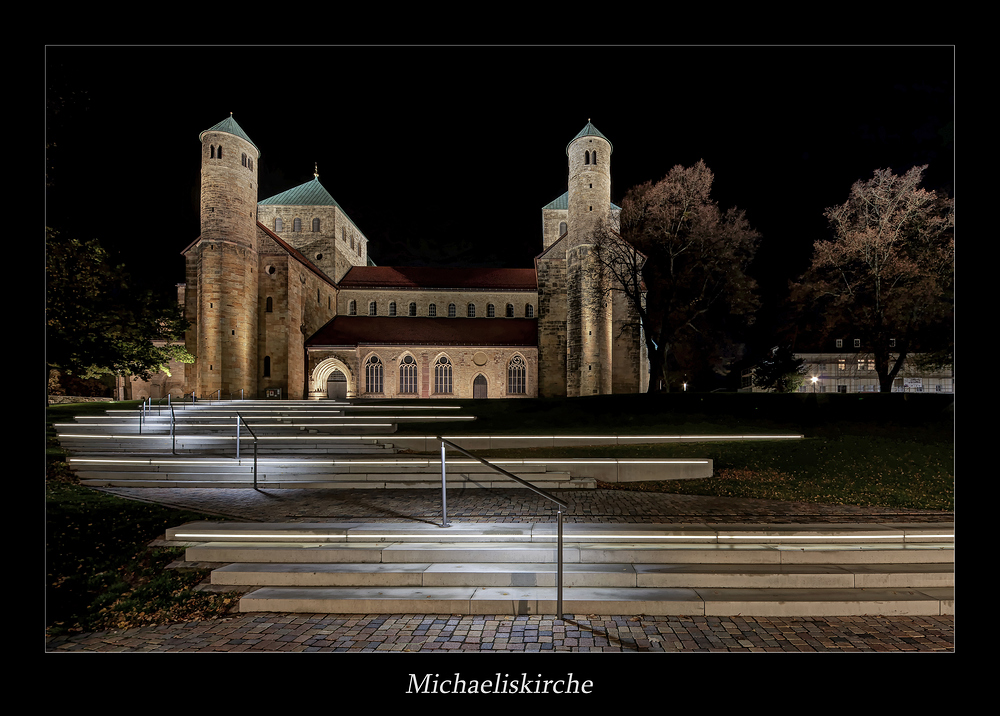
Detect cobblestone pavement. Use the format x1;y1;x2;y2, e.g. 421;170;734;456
45;487;955;655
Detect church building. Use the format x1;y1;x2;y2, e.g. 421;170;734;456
168;115;646;402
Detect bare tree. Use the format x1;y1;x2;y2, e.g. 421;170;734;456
792;166;954;392
591;160;760;392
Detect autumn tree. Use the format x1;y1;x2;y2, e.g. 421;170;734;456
752;345;805;393
792;166;954;392
46;228;194;384
591;160;760;392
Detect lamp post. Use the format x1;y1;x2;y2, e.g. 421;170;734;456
811;376;818;393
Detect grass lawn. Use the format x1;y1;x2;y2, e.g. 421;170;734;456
45;392;953;635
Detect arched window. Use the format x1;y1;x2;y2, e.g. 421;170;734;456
593;150;598;165
265;296;273;312
559;221;567;236
369;301;377;316
467;303;476;318
428;303;437;317
399;355;417;394
365;355;383;394
348;300;357;315
263;356;271;378
210;145;216;159
525;304;534;318
293;218;302;232
508;355;526;395
434;356;453;394
389;301;397;317
241;153;247;167
312;218;320;232
487;304;495;318
448;303;456;318
506;304;514;318
275;217;283;232
585;150;590;165
218;146;222;158
408;302;417;317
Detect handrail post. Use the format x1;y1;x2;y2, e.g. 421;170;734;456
557;509;564;620
236;415;241;460
440;440;449;528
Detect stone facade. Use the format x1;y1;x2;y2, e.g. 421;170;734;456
175;116;646;401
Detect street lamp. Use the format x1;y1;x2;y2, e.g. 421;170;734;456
811;376;818;393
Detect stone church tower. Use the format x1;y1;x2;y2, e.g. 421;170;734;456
183;115;261;398
565;121;614;397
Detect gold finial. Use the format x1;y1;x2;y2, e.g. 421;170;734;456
314;162;319;179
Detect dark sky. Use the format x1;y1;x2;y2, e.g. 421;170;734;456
45;45;954;312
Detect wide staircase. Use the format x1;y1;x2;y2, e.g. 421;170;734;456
55;399;954;616
54;400;724;489
163;520;955;617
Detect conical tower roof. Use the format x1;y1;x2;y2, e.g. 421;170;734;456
566;120;612;155
199;114;260;156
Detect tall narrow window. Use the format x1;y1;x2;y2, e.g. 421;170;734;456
434;356;453;394
467;303;476;318
242;153;247;167
263;356;271;378
525;304;534;318
349;300;357;315
293;218;302;232
365;355;383;394
275;217;283;232
448;303;457;318
369;301;377;316
266;296;273;312
592;150;598;164
487;304;495;318
585;150;590;165
508;355;526;395
312;218;320;232
389;301;397;317
399;355;417;394
506;304;514;318
408;302;417;317
559;221;567;236
428;303;437;317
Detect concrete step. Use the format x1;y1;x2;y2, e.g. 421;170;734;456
210;560;953;589
67;454;712;487
235;584;953;617
161;521;954;616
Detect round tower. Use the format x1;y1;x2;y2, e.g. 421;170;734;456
185;115;261;398
565;121;613;397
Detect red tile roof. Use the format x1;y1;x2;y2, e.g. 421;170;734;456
338;266;537;291
307;316;538;347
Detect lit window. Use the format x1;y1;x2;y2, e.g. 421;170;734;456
399;355;417;394
507;355;526;395
365;355;383;393
428;303;437;317
434;356;453;394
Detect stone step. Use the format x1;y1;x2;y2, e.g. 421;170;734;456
210;561;953;589
184;540;954;565
165;521;954;616
235;584;953;617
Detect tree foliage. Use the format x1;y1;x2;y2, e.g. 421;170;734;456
752;345;805;393
592;160;760;392
46;228;194;382
792;166;954;392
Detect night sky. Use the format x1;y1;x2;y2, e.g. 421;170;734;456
45;45;954;329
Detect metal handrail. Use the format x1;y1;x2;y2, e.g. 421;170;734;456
437;436;569;619
236;412;259;488
169;402;177;455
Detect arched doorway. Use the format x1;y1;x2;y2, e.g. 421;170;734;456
327;369;347;399
473;374;488;399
